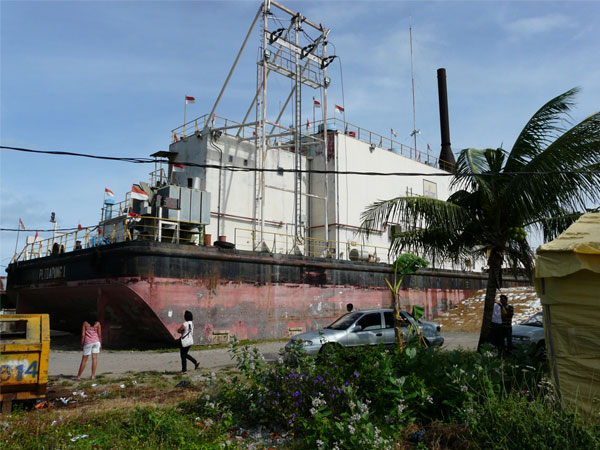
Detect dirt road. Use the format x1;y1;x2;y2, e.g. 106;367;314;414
49;331;478;379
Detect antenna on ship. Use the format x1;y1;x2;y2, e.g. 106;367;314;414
409;20;420;153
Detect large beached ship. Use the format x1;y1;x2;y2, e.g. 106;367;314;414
5;1;524;345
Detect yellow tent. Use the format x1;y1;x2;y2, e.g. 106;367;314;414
534;212;600;419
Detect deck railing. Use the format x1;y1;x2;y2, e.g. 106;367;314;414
11;216;205;263
11;217;391;265
233;227;391;263
171;114;453;171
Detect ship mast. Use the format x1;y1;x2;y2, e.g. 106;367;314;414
409;22;420;153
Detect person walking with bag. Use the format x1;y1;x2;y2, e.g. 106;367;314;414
177;310;199;374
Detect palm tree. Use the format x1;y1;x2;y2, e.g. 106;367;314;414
360;88;600;350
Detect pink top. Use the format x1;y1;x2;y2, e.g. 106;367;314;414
83;322;100;345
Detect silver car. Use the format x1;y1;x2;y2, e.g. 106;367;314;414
285;309;444;355
511;311;546;358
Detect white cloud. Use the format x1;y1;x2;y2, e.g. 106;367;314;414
504;14;573;37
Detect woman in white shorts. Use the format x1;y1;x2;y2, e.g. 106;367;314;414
76;315;102;380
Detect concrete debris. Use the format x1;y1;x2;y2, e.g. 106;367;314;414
437;286;540;332
70;434;89;442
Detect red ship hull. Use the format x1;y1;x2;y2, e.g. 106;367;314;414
7;241;520;346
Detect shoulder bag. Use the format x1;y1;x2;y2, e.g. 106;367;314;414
181;322;194;348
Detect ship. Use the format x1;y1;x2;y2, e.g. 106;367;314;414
5;1;525;346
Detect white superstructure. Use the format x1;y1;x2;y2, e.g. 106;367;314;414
169;116;453;266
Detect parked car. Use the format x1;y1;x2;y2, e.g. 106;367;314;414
511;311;546;358
285;309;444;355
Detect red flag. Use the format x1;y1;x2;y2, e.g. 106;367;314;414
334;104;344;113
185;96;195;104
131;185;149;201
35;231;39;240
253;130;258;137
172;163;185;172
314;99;321;107
306;118;310;130
104;188;114;197
128;211;140;217
19;218;26;230
173;134;179;142
78;223;83;231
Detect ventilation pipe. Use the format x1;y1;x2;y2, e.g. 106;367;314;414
437;68;456;172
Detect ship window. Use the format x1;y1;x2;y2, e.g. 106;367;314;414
243;159;248;166
228;155;233;163
277;167;284;176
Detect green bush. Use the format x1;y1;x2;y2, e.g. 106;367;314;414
221;340;598;449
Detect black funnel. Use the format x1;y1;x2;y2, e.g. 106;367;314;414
437;68;456;172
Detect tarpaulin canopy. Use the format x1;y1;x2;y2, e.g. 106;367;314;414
534;212;600;419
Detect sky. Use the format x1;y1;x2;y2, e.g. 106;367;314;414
1;0;599;270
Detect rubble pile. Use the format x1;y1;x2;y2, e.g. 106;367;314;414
437;286;540;332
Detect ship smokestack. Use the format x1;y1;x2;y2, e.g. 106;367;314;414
437;68;456;172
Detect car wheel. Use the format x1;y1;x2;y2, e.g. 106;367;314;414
535;341;547;361
318;343;342;358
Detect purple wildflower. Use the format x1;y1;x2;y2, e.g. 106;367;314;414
353;371;359;378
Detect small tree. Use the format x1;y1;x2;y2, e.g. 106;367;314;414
386;254;429;349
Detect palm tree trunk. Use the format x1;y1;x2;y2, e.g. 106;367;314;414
392;291;405;350
477;249;503;351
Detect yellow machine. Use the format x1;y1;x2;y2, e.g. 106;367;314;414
0;314;50;414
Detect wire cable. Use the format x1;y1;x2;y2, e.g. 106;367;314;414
1;145;598;177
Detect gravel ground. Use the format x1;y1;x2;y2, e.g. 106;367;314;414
48;331;478;379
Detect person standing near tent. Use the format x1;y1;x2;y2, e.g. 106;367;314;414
491;296;504;354
499;294;514;354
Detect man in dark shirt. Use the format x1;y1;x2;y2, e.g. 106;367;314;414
499;294;514;355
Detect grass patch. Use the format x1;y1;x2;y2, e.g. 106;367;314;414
3;343;599;449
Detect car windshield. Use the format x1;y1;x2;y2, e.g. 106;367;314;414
521;312;543;327
326;312;363;330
